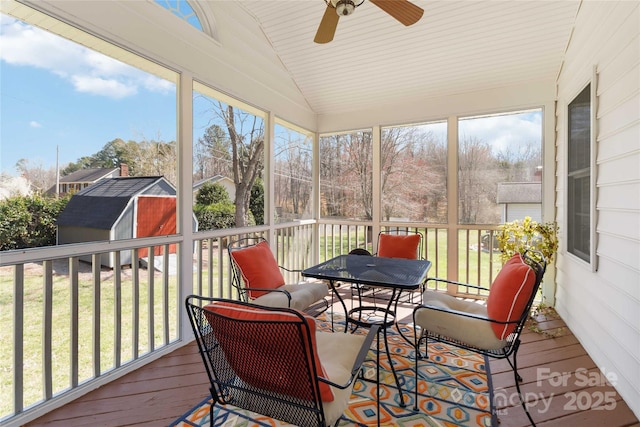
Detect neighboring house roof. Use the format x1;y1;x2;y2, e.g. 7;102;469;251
60;168;119;183
496;182;542;204
57;176;172;229
192;174;233;190
46;167;121;195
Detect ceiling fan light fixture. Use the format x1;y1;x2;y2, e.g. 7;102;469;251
334;0;356;16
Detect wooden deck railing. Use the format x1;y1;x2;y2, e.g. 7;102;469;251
0;220;503;426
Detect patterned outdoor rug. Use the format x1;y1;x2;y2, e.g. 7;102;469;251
172;314;495;427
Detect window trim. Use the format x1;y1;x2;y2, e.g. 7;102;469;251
565;67;598;270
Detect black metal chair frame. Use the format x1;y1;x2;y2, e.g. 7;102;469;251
186;295;379;427
412;250;546;426
228;236;329;315
350;230;425;307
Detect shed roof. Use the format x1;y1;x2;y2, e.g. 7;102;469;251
496;182;542;204
57;176;171;229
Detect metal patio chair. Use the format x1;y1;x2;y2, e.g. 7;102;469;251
228;237;329;314
411;250;546;426
186;296;379;427
351;230;424;306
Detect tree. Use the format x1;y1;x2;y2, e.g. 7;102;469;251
250;178;264;225
345;132;373;220
196;182;231;206
495;142;542;182
135;138;177;184
273;130;312;221
61;156;99;175
214;103;264;228
15;159;56;194
0;173;31;198
319;131;373;220
194;125;232;180
61;137;177;184
458;136;500;224
319;134;345;217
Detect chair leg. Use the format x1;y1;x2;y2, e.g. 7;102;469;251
505;354;522;382
376;332;381;427
209;398;214;427
414;345;419;411
413;334;428;411
510;349;537;427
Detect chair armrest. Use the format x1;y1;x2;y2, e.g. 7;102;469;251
317;324;380;390
279;265;303;274
414;303;519;326
425;277;489;292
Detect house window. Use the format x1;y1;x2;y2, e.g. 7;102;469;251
155;0;203;31
567;84;591;262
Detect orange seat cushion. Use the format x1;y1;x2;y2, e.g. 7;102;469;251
377;233;421;259
203;301;334;402
486;253;537;339
230;241;285;298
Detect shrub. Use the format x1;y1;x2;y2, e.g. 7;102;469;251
194;202;235;230
0;194;71;250
196;182;231;206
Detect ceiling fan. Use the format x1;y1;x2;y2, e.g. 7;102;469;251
314;0;424;44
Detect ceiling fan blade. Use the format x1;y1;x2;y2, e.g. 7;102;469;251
314;4;340;44
370;0;424;26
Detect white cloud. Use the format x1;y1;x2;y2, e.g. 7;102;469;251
29;121;42;128
459;110;542;155
71;75;138;99
0;16;171;99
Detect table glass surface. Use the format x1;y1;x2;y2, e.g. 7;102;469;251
302;254;431;290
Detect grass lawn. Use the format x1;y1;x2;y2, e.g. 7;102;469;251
0;262;180;419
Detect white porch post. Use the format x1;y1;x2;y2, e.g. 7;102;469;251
372;125;381;249
265;112;275;243
542;100;557;305
178;72;195;340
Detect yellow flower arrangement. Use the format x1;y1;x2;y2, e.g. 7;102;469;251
496;216;559;265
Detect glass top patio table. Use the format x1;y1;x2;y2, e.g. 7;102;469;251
302;254;431;290
302;254;431;412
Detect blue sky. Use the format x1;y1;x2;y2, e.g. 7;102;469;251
0;15;177;174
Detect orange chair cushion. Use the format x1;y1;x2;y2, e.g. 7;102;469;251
377;233;420;259
486;253;537;339
203;302;334;402
230;241;285;298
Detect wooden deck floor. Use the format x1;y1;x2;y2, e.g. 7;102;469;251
26;292;639;427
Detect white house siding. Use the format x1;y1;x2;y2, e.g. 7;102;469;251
502;203;542;223
555;1;640;419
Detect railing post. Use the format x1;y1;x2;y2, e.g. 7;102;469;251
43;260;53;400
13;264;24;415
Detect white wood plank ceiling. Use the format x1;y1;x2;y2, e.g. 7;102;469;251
233;0;580;115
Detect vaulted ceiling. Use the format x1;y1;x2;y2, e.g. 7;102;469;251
230;0;581;115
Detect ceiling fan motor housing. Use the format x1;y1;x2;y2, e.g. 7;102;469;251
334;0;356;16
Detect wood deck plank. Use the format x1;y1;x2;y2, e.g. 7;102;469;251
25;296;639;427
